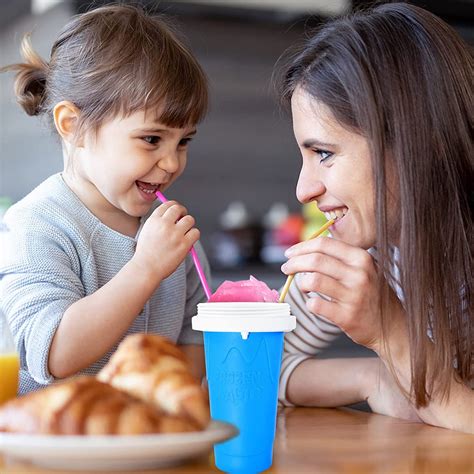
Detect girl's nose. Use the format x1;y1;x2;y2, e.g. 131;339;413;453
296;165;326;204
157;150;180;174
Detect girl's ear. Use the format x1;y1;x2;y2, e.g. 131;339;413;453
53;101;82;145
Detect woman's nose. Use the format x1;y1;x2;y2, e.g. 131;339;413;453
296;166;326;204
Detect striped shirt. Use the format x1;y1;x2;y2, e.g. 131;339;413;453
279;248;473;403
279;247;387;405
279;273;342;405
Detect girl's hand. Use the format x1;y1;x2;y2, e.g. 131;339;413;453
281;237;401;352
133;201;200;282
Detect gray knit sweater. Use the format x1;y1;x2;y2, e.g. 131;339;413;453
0;174;208;394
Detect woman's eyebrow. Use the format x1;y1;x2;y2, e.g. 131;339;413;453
302;138;337;149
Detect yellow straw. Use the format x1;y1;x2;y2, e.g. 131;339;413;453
278;219;335;303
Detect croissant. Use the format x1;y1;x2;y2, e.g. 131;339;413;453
0;376;197;435
98;334;210;429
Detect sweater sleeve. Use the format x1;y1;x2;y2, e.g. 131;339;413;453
279;273;342;406
0;222;85;385
177;241;210;345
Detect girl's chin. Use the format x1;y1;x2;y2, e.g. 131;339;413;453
124;202;153;218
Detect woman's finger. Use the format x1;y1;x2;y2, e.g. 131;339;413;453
305;294;340;326
282;252;351;284
298;271;349;302
286;237;374;269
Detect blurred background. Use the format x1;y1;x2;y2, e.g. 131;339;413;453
1;1;473;360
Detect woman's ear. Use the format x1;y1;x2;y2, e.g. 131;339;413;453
53;101;82;145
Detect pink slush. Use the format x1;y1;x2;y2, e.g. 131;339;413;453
209;276;279;303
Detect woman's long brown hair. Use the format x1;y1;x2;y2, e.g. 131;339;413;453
276;2;473;406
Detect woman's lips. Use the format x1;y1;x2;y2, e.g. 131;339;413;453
330;216;344;231
317;207;349;233
322;206;348;221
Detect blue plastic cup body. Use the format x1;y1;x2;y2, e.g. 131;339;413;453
203;331;284;474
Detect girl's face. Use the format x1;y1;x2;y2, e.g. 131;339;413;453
66;109;195;231
291;88;376;249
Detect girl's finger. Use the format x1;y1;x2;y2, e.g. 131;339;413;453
162;203;188;222
153;200;178;217
184;227;200;245
176;215;196;233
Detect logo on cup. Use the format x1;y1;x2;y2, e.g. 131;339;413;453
215;369;264;403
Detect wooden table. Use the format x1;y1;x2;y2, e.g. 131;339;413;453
1;407;473;473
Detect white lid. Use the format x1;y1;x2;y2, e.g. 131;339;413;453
192;302;296;333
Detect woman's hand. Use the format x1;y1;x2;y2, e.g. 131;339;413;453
281;237;401;352
364;358;421;422
133;201;200;283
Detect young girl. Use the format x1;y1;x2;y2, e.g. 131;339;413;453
276;3;473;432
0;4;209;394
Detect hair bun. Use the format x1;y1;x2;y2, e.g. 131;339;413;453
11;34;49;116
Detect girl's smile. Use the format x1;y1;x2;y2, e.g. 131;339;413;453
135;181;161;202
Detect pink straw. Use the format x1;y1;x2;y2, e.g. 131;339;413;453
155;191;212;301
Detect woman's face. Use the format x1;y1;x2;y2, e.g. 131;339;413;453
291;87;376;249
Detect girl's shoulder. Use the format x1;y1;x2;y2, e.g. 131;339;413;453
3;173;98;244
7;174;88;220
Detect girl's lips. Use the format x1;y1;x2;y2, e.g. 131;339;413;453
136;180;159;191
136;181;158;202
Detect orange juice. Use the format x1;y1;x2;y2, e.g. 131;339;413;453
0;353;19;404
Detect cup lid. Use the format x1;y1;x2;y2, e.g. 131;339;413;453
192;302;296;333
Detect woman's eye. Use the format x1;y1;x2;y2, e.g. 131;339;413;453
315;149;333;163
142;136;160;145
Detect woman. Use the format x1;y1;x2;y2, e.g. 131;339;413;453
276;2;473;433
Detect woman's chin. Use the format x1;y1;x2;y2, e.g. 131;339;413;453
331;233;374;250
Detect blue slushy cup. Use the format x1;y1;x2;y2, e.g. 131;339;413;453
192;302;295;473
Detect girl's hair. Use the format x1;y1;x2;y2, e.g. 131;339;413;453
1;4;208;139
276;2;473;407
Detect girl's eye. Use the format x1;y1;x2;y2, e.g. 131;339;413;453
178;137;193;147
315;149;333;164
142;136;160;145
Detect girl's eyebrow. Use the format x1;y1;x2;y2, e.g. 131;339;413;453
302;138;336;149
133;127;197;136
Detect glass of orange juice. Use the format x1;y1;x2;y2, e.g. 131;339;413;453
0;309;19;404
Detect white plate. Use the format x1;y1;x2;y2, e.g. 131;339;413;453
0;420;237;471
